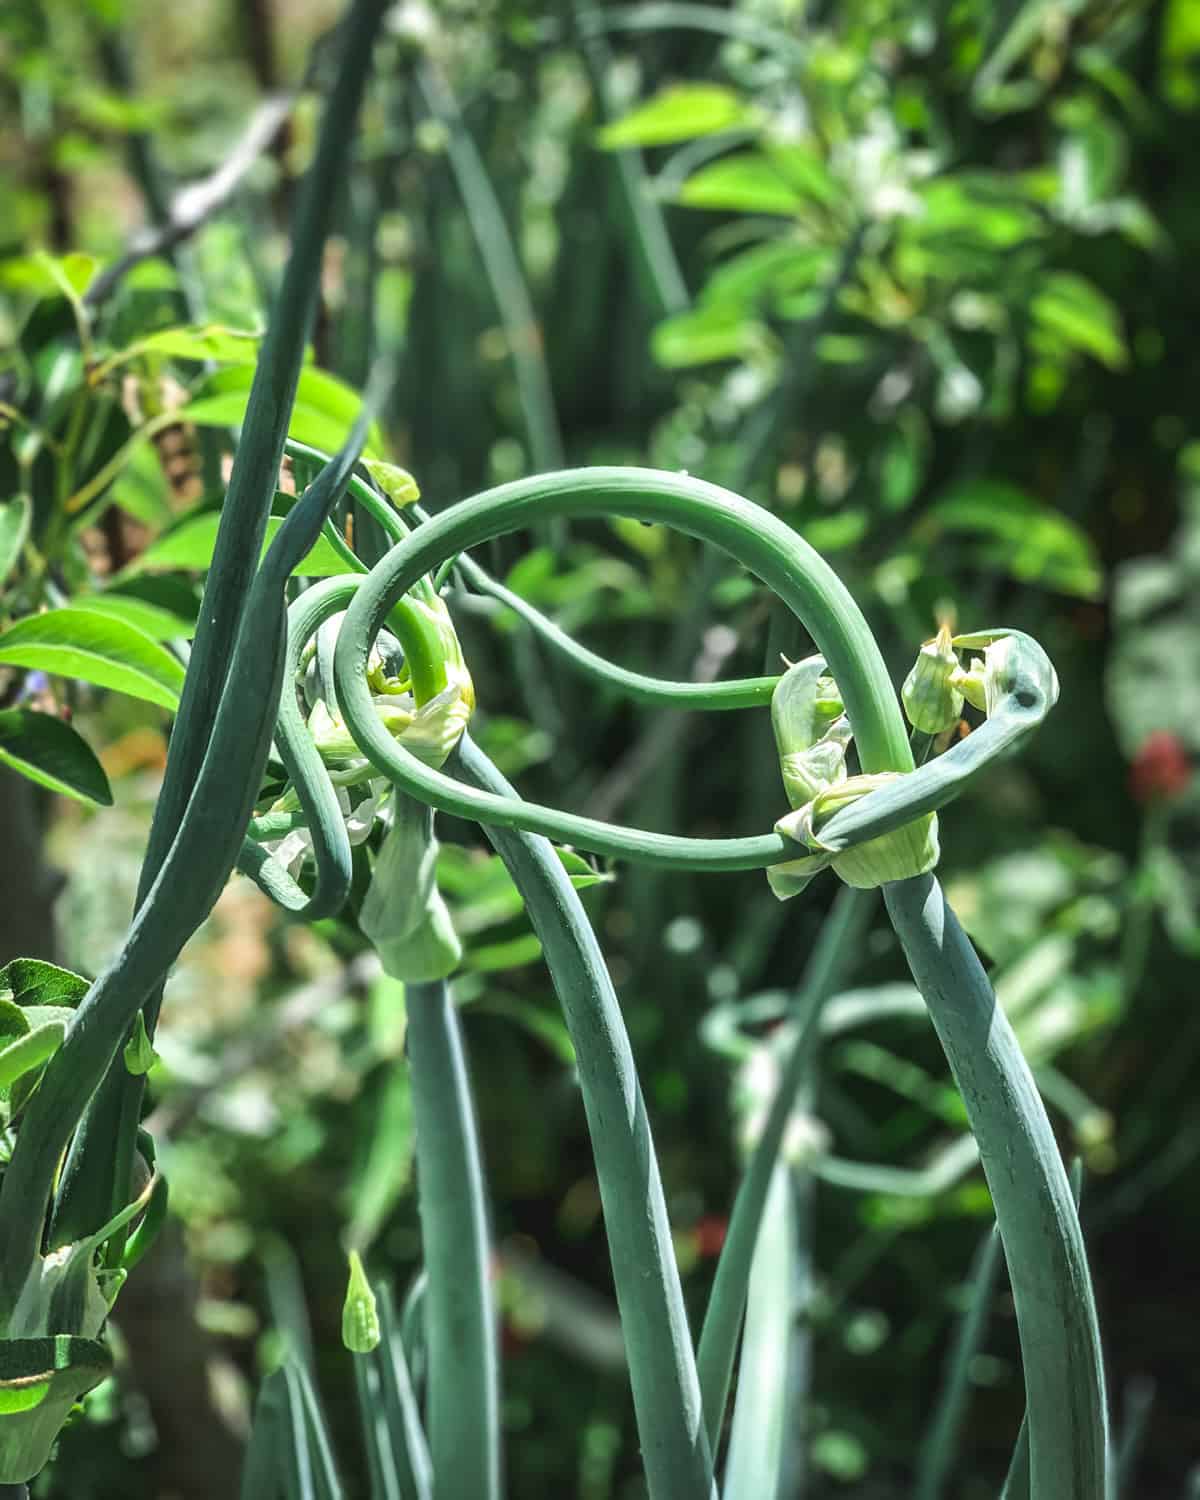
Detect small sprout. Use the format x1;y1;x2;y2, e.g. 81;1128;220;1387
902;623;964;734
122;1013;157;1076
342;1250;381;1354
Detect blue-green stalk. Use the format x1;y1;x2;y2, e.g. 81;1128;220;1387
456;734;717;1500
403;980;500;1500
915;1225;1005;1500
696;884;870;1451
884;875;1108;1500
50;0;390;1251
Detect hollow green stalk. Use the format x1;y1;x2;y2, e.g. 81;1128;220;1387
457;734;717;1500
884;875;1108;1500
404;980;499;1500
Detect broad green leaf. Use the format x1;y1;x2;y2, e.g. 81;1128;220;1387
652;303;750;368
131;324;263;366
0;495;31;587
179;365;384;457
921;482;1103;598
360;457;419;508
912;176;1044;248
702;240;834;310
678;153;806;215
0;251;98;304
117;512;349;580
0;608;185;708
599;85;753;149
71;592;195;641
0;708;113;806
1031;272;1127;369
464;932;544;972
0;957;90;1010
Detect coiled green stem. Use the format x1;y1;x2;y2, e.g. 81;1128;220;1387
333;467;913;869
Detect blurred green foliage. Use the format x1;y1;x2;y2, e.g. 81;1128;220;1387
2;0;1199;1494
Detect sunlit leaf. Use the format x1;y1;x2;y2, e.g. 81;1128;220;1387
179;365;385;457
0;608;185;707
599;85;753;149
920;481;1103;598
677;153;806;215
116;512;349;580
1031;272;1127;370
70;592;195;641
652;304;750;367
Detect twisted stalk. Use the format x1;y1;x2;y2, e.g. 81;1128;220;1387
322;464;1106;1495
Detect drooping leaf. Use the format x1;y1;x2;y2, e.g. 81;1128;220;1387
0;495;32;587
677;153;806;215
179;365;385;457
0;609;185;708
1031;272;1127;369
116;512;350;580
920;482;1103;598
0;708;113;806
599;85;753;149
652;303;751;368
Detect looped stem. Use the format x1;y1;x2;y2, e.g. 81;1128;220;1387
332;467;912;868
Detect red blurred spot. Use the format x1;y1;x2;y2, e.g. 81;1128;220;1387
694;1216;728;1259
1130;731;1191;802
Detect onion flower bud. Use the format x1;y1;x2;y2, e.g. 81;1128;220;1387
902;623;964;734
359;795;462;982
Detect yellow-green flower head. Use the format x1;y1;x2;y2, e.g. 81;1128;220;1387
902;622;964;734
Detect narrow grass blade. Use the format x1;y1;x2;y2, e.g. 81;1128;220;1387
241;1368;287;1500
353;1353;404;1500
404;979;499;1500
457;734;716;1500
374;1283;433;1500
915;1225;1005;1500
885;874;1108;1500
697;885;871;1451
721;1163;794;1500
417;61;564;474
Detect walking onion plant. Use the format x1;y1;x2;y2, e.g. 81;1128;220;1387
0;0;1109;1495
